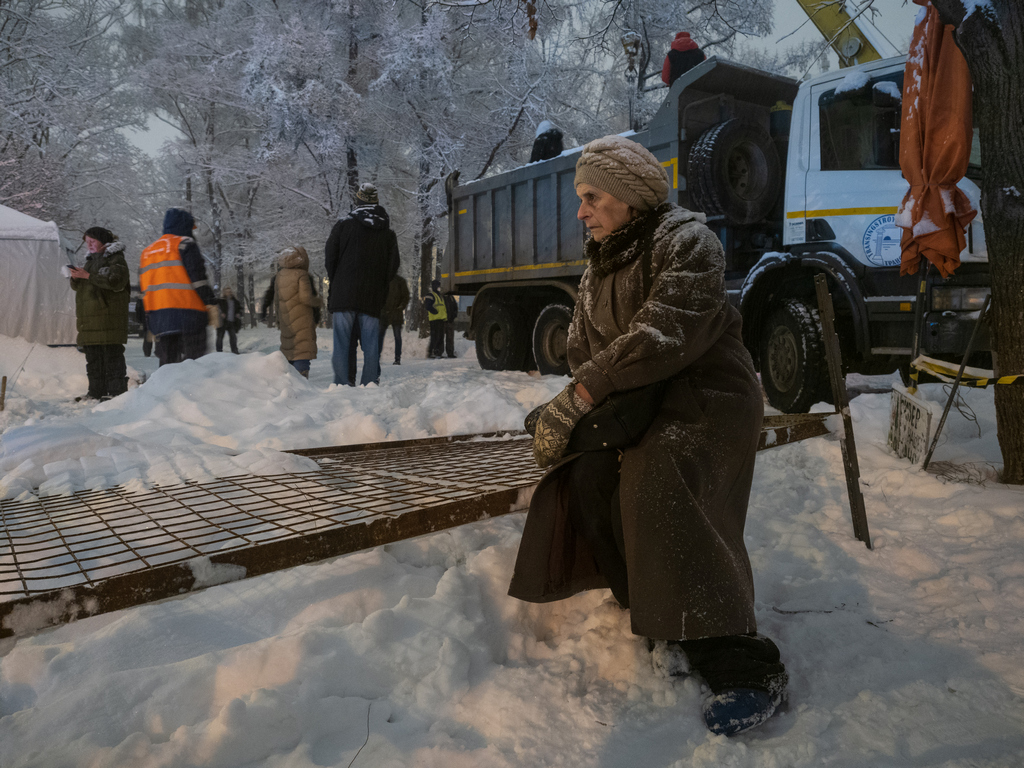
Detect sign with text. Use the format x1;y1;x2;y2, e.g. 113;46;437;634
888;387;933;464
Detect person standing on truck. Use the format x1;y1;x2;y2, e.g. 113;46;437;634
325;182;400;386
511;135;787;737
422;279;447;359
661;31;705;87
529;120;563;163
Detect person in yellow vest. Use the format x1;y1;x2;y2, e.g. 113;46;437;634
422;279;447;359
139;208;217;366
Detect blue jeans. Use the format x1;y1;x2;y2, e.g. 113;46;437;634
332;311;381;386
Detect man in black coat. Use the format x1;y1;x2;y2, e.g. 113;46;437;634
325;183;400;386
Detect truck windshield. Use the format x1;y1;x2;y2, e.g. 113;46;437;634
818;74;903;171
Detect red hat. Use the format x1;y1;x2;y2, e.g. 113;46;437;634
670;31;699;53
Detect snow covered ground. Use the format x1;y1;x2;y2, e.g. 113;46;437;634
1;327;1023;767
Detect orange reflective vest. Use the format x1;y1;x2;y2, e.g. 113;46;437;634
139;234;208;313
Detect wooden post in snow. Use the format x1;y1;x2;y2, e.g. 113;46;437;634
815;274;872;549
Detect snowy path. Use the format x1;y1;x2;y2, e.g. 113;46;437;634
1;329;1023;766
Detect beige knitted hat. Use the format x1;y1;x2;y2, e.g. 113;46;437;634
574;135;670;211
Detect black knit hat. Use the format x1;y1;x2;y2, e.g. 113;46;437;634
83;227;116;245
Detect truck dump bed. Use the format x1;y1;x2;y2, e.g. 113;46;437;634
443;58;799;296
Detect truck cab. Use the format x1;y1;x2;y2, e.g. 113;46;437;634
742;56;989;411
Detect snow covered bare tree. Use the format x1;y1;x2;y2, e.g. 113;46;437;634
1;0;144;226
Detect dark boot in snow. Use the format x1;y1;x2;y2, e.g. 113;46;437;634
106;376;128;398
702;688;783;736
300;369;309;379
662;633;788;736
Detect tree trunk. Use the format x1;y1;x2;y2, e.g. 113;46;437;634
414;140;434;336
933;0;1024;482
344;0;360;206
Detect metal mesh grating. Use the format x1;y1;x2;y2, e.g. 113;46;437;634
0;434;541;602
0;415;828;638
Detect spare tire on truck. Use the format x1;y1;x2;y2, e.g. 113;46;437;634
532;303;573;376
688;118;781;225
475;302;530;371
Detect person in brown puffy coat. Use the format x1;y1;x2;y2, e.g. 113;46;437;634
273;246;321;378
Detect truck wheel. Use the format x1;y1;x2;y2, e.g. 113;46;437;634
475;303;529;371
759;299;830;413
688;118;781;225
532;303;573;376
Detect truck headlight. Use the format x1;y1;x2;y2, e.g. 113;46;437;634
932;286;990;311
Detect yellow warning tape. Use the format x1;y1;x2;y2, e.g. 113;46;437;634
910;355;1024;388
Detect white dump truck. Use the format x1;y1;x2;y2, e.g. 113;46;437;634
441;54;988;413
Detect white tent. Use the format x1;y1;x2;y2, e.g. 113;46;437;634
0;204;77;345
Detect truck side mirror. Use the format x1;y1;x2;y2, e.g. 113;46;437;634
872;82;902;109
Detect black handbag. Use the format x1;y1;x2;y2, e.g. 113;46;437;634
525;220;668;453
566;379;668;452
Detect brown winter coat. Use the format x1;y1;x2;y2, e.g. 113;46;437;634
274;246;321;362
508;203;764;642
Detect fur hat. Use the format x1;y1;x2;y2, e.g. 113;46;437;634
278;245;309;270
83;227;115;245
574;135;670;211
355;183;379;205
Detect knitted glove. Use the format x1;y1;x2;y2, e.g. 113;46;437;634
532;383;594;468
524;403;544;436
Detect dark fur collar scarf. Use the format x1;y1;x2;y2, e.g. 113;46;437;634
583;202;673;279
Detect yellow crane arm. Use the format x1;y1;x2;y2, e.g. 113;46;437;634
795;0;901;67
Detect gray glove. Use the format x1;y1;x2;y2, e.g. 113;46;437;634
532;383;594;468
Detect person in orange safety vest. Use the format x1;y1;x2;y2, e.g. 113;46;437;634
139;208;216;366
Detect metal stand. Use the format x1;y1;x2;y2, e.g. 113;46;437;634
815;274;872;548
907;262;930;394
921;295;991;470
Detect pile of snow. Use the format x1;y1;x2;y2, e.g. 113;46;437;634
0;329;563;500
2;329;1024;766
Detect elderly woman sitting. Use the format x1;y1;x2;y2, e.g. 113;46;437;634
510;135;787;736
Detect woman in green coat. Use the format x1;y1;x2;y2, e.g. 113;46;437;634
69;227;131;400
